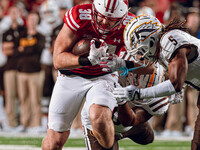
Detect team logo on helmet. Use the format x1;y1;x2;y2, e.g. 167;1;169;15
129;19;162;49
124;15;163;67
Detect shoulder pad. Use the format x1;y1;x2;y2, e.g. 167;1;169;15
160;29;190;61
63;4;92;32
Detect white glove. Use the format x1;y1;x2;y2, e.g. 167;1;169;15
168;89;184;104
113;85;140;102
100;53;126;72
115;97;127;105
88;39;107;66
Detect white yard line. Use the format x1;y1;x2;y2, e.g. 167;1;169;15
0;132;84;138
0;145;124;150
0;132;192;141
0;145;86;150
0;132;46;138
155;136;192;141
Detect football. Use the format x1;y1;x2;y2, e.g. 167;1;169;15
71;38;101;56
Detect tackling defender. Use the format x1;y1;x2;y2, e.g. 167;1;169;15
112;15;200;150
82;48;184;149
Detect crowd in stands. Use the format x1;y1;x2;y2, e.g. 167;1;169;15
0;0;199;138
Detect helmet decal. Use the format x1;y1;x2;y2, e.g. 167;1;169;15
106;0;118;13
131;21;161;39
129;20;162;48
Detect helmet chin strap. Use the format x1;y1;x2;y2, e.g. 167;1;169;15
120;65;145;76
97;22;121;34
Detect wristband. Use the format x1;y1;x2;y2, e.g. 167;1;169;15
125;60;134;69
78;56;92;66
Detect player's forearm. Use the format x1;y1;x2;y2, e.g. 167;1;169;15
168;53;188;92
53;52;81;69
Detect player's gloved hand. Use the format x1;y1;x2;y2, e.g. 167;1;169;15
168;89;184;104
88;39;107;66
113;85;140;101
115;97;127;105
100;53;126;72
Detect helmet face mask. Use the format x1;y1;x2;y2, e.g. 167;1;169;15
124;15;163;66
92;0;128;34
92;10;122;34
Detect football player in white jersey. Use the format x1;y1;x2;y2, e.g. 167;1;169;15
82;51;184;150
82;49;185;150
112;15;200;150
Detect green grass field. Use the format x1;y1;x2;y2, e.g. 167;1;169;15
0;136;191;150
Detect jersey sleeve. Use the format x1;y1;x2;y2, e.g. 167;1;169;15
160;29;192;61
63;6;81;34
63;4;92;36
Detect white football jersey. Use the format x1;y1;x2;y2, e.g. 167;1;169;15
160;29;200;90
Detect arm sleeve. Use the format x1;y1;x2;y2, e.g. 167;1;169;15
140;80;176;99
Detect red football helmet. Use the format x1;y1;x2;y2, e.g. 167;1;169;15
92;0;128;34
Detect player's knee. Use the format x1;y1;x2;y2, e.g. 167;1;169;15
89;106;111;128
90;114;105;129
51;140;65;149
42;136;63;150
42;137;65;150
